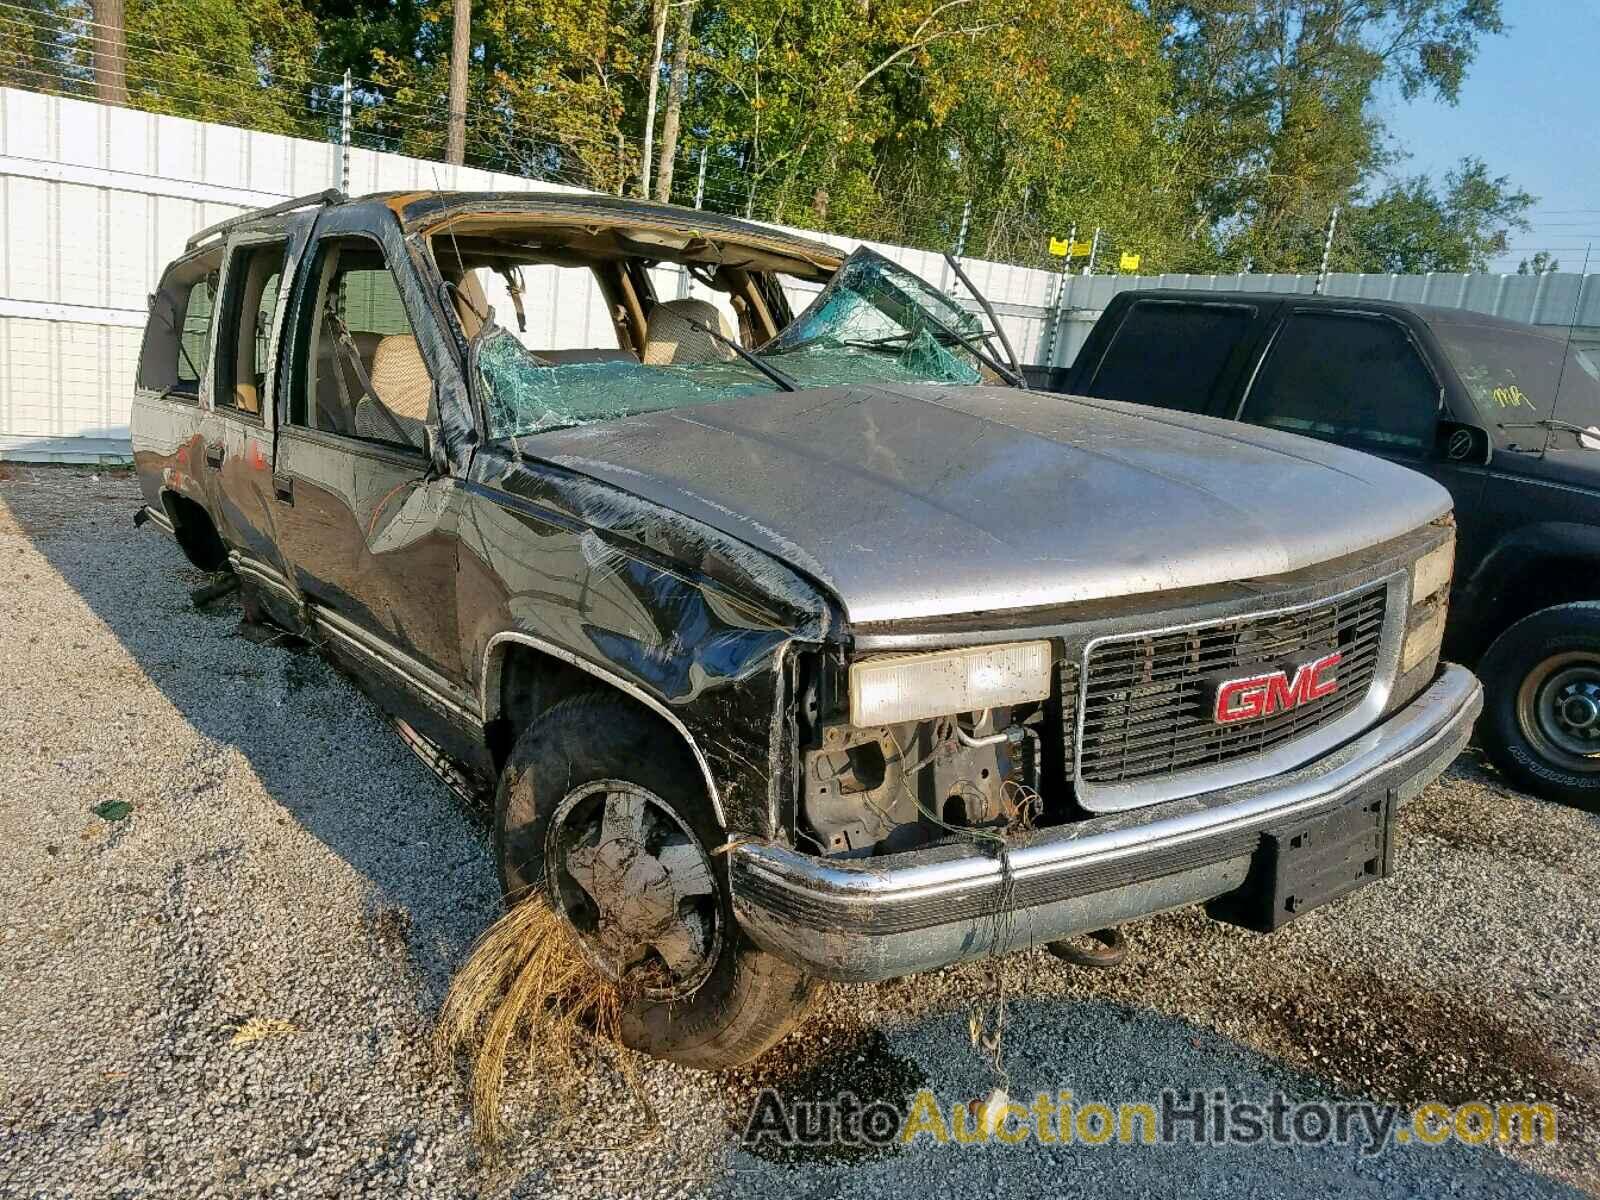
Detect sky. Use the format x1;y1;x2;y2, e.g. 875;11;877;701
1375;0;1600;275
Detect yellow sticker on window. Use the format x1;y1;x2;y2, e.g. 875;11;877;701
1492;384;1533;409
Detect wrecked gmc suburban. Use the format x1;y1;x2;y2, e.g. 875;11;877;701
132;190;1481;1068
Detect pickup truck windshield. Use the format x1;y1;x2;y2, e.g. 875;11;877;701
475;247;983;439
1432;320;1600;449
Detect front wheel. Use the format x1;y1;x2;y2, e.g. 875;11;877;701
493;693;819;1068
1478;603;1600;810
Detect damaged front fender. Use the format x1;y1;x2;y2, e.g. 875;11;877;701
459;443;841;841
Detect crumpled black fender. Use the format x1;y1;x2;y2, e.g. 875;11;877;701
458;445;844;842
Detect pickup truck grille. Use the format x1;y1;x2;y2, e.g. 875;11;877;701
1074;583;1389;787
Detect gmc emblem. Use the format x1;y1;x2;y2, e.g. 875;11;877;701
1212;651;1342;725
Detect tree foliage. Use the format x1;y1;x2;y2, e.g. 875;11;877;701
1338;157;1532;274
0;0;1536;274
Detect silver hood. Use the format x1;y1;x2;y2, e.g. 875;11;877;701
523;384;1452;625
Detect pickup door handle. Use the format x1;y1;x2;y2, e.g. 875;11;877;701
273;473;294;505
204;443;225;469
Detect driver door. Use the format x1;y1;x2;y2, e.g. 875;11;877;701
271;218;476;743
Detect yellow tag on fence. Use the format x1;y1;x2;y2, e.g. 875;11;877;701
1120;252;1141;271
1048;236;1070;257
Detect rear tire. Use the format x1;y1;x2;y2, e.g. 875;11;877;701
1478;603;1600;810
493;693;818;1068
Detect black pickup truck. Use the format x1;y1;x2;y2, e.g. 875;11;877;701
133;193;1478;1068
1062;290;1600;806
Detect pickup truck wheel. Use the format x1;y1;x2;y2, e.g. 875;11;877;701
1479;603;1600;810
493;693;818;1068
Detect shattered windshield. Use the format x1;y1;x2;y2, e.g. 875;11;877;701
760;247;986;379
474;247;984;440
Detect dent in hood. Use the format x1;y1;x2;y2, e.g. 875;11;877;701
517;384;1453;625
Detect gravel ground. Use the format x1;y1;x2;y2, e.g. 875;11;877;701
1;465;1597;1198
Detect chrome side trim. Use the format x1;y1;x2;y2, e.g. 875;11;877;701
1073;572;1409;813
313;606;482;728
228;551;297;601
730;664;1480;982
480;630;727;829
140;505;176;536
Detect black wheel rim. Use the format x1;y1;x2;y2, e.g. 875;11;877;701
544;780;722;1000
1516;652;1600;774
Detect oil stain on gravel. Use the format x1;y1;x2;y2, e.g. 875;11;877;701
724;1013;929;1166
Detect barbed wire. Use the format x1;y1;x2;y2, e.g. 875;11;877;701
0;5;1370;278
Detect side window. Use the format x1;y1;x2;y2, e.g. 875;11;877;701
137;250;223;399
214;241;288;418
1241;313;1440;456
1087;301;1255;414
444;257;632;362
289;237;433;452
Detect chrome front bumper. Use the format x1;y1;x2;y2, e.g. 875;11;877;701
730;664;1482;983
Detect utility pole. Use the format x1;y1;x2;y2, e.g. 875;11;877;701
1314;205;1340;295
91;0;128;106
338;70;353;194
445;0;470;165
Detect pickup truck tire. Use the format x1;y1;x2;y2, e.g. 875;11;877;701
1478;603;1600;810
493;693;819;1069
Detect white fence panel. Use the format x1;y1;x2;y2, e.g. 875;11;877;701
3;87;1598;461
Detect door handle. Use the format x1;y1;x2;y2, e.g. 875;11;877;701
204;442;225;469
273;473;294;505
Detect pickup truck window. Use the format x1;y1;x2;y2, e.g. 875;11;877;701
1086;301;1253;413
213;241;287;418
290;238;432;451
1241;312;1439;456
1431;320;1600;449
137;250;222;399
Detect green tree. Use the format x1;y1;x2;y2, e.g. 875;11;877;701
1336;157;1532;273
1152;0;1506;271
118;0;321;134
1;1;93;94
1517;250;1560;276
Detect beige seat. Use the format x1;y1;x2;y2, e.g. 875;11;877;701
314;330;381;434
641;299;738;366
354;334;432;447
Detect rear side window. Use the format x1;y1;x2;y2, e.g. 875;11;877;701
1241;312;1440;456
137;250;223;398
214;241;288;419
1086;301;1254;414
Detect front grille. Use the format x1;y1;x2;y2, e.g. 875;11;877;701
1075;583;1390;787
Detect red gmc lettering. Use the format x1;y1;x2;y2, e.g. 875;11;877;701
1214;652;1343;724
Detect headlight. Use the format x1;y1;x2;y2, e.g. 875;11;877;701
1402;529;1455;674
1401;600;1447;673
849;641;1052;727
1410;536;1454;605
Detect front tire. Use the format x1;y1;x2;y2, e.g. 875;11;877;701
492;693;818;1068
1478;603;1600;810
